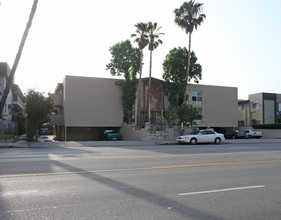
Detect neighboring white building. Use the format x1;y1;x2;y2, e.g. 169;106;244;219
0;62;25;134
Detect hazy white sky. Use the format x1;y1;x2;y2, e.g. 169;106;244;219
0;0;280;99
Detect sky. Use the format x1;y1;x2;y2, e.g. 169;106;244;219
0;0;280;99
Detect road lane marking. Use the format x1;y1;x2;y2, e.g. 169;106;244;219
179;185;265;196
1;159;281;178
1;150;281;163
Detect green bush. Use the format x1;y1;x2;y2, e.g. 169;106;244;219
0;134;16;140
253;124;281;129
26;121;37;141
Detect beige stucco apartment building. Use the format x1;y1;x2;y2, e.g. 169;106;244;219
190;84;237;128
51;76;123;140
51;75;238;141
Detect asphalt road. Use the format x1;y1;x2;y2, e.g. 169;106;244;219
0;140;281;219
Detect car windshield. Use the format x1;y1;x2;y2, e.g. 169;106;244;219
190;130;200;135
104;130;115;134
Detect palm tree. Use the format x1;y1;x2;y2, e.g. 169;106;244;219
174;0;206;104
147;22;164;124
0;0;39;115
131;22;149;126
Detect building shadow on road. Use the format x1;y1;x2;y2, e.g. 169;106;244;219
48;159;224;220
0;142;227;219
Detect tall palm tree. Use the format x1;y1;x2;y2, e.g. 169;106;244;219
147;22;164;123
0;0;39;115
131;22;149;125
174;0;206;104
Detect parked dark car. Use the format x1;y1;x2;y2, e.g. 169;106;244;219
224;130;246;139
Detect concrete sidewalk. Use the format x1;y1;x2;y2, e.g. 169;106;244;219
0;134;173;148
1;135;281;148
0;140;29;148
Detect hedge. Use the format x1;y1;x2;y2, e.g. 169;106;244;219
0;134;16;140
253;124;281;129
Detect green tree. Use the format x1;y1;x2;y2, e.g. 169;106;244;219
174;0;206;104
163;47;202;107
0;0;38;115
147;22;164;123
25;90;53;141
17;112;26;135
131;22;149;125
106;40;140;124
174;103;202;132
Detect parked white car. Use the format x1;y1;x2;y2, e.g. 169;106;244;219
177;130;225;145
243;130;263;139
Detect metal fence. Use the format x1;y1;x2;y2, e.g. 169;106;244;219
0;120;18;135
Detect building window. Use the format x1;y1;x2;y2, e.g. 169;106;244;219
252;119;260;125
192;91;202;105
278;103;281;112
253;103;259;109
8;104;12;115
238;121;245;127
238;105;244;110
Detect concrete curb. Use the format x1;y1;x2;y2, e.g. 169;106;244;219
0;141;29;148
1;138;281;149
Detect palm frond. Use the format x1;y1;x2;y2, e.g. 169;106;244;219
174;0;206;34
131;22;149;50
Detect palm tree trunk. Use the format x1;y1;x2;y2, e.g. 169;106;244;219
148;49;153;124
136;49;143;126
0;0;38;115
183;32;192;104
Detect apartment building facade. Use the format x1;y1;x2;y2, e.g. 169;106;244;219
0;62;25;134
51;75;238;141
238;92;281;126
51;76;123;140
190;83;237;128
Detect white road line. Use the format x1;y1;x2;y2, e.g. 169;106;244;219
179;185;265;196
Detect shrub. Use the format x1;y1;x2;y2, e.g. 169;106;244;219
253;124;281;129
26;121;36;141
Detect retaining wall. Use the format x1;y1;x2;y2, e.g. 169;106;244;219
121;124;174;141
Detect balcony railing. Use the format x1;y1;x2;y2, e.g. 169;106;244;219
50;114;64;126
51;94;63;106
12;95;24;110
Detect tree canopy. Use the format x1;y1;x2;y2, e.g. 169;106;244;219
174;1;206;35
163;47;202;107
106;40;140;80
131;22;149;50
106;40;140;124
25;90;53;141
173;103;202;127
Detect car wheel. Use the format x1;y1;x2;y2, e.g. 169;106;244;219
248;135;252;139
190;138;197;145
214;138;221;144
232;135;236;139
